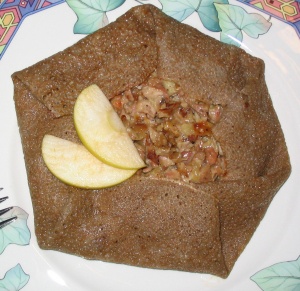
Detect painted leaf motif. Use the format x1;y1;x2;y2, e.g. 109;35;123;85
214;3;271;45
0;207;30;254
160;0;199;22
0;264;30;291
66;0;126;34
160;0;228;32
251;256;300;291
197;0;229;32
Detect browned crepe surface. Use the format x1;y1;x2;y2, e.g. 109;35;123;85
12;4;291;278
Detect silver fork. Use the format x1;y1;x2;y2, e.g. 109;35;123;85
0;194;17;229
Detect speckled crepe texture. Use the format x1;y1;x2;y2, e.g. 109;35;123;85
12;4;291;278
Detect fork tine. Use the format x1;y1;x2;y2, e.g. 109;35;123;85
0;207;13;216
0;194;17;229
0;216;17;229
0;196;8;203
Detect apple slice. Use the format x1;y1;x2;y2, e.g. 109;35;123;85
42;135;136;189
74;84;145;169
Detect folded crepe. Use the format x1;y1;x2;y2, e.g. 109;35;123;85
12;4;291;278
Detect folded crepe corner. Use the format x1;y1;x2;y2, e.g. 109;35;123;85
12;4;291;278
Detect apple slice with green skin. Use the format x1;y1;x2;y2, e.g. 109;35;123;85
42;134;137;189
74;84;145;170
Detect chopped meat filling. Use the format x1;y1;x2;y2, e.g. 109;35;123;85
111;74;226;183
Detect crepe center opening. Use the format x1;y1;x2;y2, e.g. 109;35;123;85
111;74;226;183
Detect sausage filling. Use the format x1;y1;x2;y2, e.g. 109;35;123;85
111;74;226;183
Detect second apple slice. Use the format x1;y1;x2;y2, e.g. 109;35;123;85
42;135;136;189
74;85;145;170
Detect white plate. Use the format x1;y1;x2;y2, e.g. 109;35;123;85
0;0;300;290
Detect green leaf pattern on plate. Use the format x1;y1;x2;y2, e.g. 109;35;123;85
159;0;200;22
0;264;30;291
0;207;30;254
160;0;229;32
197;0;229;32
65;0;272;46
251;256;300;291
214;3;271;45
66;0;126;34
159;0;271;45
